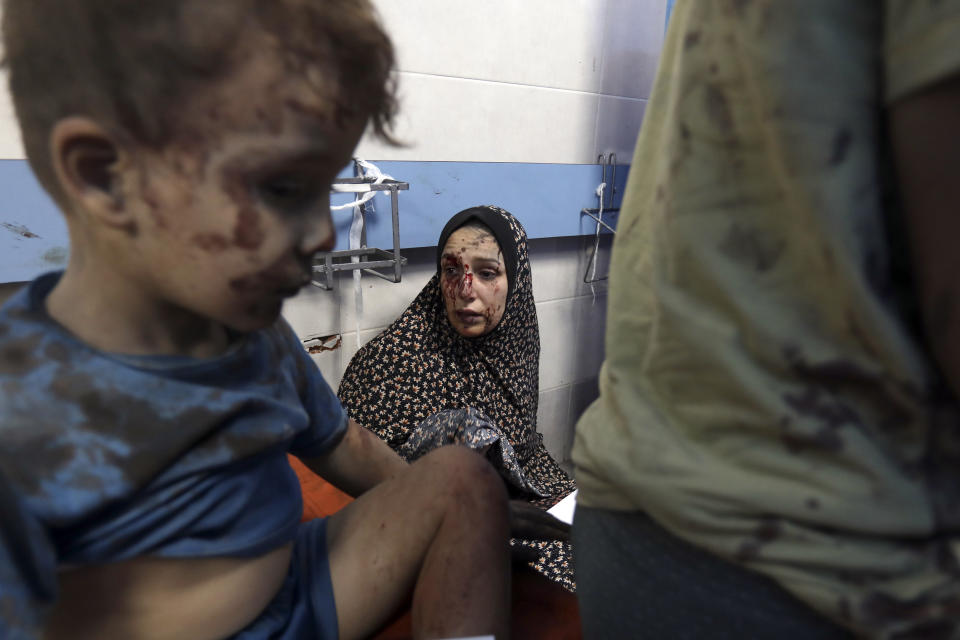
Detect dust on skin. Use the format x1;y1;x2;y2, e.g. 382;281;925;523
192;233;232;252
228;265;307;293
232;207;265;251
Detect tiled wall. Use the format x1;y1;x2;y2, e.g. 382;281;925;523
283;235;612;464
0;0;666;164
357;0;666;164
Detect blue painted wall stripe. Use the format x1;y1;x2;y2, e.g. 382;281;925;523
1;159;628;283
331;161;627;252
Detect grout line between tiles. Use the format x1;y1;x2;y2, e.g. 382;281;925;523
398;70;648;102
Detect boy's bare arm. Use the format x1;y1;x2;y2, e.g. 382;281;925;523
890;72;960;400
299;419;408;498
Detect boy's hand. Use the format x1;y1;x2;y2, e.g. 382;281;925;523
508;500;570;541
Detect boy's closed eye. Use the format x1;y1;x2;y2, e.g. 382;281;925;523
256;174;325;214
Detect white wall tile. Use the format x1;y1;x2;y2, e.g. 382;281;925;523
595;95;646;162
339;266;435;332
0;16;25;159
372;0;607;93
599;0;667;100
580;234;614;293
309;335;348;391
536;297;580;389
572;293;608;383
284;246;435;342
537;385;571;461
530;235;613;303
0;69;25;159
357;73;599;164
282;284;343;340
569;377;600;427
307;326;387;392
530;237;580;303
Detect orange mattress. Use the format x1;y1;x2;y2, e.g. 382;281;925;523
287;455;582;639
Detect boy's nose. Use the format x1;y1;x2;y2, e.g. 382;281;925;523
299;207;336;255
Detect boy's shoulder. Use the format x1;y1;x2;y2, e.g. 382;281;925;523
0;273;62;386
0;274;332;523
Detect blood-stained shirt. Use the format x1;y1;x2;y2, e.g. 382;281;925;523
573;0;960;637
0;272;348;639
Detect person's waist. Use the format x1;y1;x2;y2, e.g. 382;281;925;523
49;543;294;640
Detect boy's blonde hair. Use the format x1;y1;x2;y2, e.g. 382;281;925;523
2;0;397;203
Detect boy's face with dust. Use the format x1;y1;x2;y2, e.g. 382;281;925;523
106;46;363;333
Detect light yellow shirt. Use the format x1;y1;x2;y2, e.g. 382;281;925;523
573;0;960;636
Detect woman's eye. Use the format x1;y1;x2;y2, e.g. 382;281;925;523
479;270;499;280
443;267;459;277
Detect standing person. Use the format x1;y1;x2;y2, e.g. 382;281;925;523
0;2;511;639
339;206;577;590
572;0;960;637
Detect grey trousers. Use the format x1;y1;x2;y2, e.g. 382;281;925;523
572;506;852;639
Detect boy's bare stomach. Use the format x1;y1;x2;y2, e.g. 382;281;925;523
45;543;293;640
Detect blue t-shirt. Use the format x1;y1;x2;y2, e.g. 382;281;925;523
0;272;348;638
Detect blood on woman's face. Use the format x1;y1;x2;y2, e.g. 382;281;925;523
439;227;508;337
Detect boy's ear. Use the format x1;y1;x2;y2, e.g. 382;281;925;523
49;117;134;229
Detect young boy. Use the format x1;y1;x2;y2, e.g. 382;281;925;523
0;1;511;638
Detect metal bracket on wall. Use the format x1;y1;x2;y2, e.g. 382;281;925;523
311;176;410;291
582;153;620;283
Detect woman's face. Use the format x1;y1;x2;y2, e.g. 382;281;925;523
440;226;509;337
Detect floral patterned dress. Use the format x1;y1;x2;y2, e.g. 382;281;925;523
338;206;577;591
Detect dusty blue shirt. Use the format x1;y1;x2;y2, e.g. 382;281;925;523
0;272;348;638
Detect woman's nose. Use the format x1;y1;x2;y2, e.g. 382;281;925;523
457;272;476;299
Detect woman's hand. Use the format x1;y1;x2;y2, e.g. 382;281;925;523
508;500;570;541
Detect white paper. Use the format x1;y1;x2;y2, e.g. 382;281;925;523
547;489;578;526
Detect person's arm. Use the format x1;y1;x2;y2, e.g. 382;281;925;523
889;72;960;399
299;417;570;541
299;418;409;498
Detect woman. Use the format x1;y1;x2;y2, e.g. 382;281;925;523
338;205;577;590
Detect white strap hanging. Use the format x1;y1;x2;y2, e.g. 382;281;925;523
588;181;606;301
329;158;394;349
